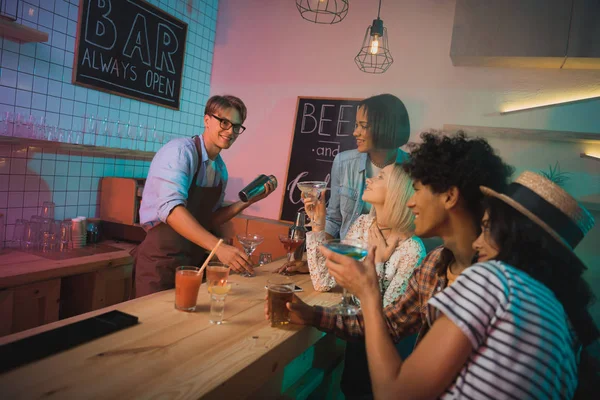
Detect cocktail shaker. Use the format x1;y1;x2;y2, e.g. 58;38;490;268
239;175;277;203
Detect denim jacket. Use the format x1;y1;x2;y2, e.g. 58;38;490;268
325;149;409;239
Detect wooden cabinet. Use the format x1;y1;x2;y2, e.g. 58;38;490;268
564;0;600;69
450;0;573;68
60;264;133;319
0;279;61;336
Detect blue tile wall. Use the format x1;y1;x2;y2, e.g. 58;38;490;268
0;0;219;247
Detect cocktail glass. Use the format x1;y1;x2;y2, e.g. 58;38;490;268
206;262;230;293
278;234;304;276
236;233;264;277
297;181;328;227
208;284;232;324
323;238;369;316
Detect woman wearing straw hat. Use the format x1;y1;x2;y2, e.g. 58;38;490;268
320;171;598;399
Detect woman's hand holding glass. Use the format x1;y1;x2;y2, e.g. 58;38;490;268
301;191;326;231
319;244;380;304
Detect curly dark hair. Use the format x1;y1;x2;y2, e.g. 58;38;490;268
483;196;599;398
359;94;410;149
403;131;514;224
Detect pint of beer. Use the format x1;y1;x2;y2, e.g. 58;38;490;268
267;278;295;327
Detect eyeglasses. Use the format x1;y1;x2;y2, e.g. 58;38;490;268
210;114;246;134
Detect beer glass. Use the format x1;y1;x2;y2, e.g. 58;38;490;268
267;277;295;327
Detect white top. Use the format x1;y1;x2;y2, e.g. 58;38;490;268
306;215;426;307
429;261;579;400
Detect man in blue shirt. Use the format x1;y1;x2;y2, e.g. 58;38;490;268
135;95;274;297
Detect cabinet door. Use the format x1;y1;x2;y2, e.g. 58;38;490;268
451;0;573;68
564;0;600;69
91;264;134;310
0;279;61;335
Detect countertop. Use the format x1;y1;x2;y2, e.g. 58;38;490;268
0;259;343;399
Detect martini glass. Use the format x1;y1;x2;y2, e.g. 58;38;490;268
297;181;328;227
236;233;264;277
278;234;305;275
322;238;369;316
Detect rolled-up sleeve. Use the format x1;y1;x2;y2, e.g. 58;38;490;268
140;140;198;226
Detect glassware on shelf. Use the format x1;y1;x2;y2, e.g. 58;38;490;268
34;116;46;139
41;201;55;219
236;233;264;277
137;124;147;151
85;115;97;135
322;238;369;316
12;219;27;249
1;112;14;136
296;181;328;227
59;220;71;252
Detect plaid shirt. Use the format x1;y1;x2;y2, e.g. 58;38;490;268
312;246;453;345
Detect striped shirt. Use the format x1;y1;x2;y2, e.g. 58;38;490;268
429;261;579;400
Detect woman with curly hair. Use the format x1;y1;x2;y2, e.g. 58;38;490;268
322;171;598;399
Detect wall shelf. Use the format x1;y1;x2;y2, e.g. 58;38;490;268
0;18;48;43
579;194;600;212
0;136;156;160
443;124;600;144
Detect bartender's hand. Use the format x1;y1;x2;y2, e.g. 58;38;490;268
249;181;276;204
216;244;253;274
264;293;314;325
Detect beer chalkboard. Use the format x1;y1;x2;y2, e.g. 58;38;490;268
280;97;362;223
73;0;188;110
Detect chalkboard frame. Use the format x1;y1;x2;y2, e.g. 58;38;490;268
72;0;188;110
278;96;363;223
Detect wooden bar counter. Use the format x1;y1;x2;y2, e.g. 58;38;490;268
0;259;345;399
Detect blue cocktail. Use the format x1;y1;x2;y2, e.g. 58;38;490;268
323;238;369;316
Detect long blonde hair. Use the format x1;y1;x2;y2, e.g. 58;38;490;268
371;163;415;233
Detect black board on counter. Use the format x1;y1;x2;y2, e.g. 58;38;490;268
73;0;188;110
279;97;362;223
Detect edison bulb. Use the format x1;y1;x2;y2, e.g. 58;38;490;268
369;37;379;55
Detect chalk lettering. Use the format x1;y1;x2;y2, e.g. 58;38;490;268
85;0;117;50
123;14;151;66
318;104;334;136
155;23;178;74
301;103;317;134
337;105;355;136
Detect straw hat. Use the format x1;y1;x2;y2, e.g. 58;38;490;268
480;171;595;252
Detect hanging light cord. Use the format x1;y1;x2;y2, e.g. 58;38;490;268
377;0;382;19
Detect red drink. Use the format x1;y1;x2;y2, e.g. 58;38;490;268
279;236;303;251
175;267;202;312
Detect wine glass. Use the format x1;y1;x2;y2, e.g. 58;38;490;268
278;234;304;276
297;181;328;227
322;238;369;316
236;233;264;277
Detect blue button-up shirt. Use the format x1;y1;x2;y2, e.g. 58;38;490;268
325;149;409;239
139;136;228;230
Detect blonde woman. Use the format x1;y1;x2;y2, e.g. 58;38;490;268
305;162;425;398
306;162;425;305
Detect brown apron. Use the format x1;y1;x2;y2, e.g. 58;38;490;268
133;136;223;298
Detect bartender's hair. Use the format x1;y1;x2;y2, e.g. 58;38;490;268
205;95;247;123
359;94;410;149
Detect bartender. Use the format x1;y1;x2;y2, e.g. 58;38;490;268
134;95;274;297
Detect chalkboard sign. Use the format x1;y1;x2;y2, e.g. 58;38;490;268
280;97;362;223
73;0;188;110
